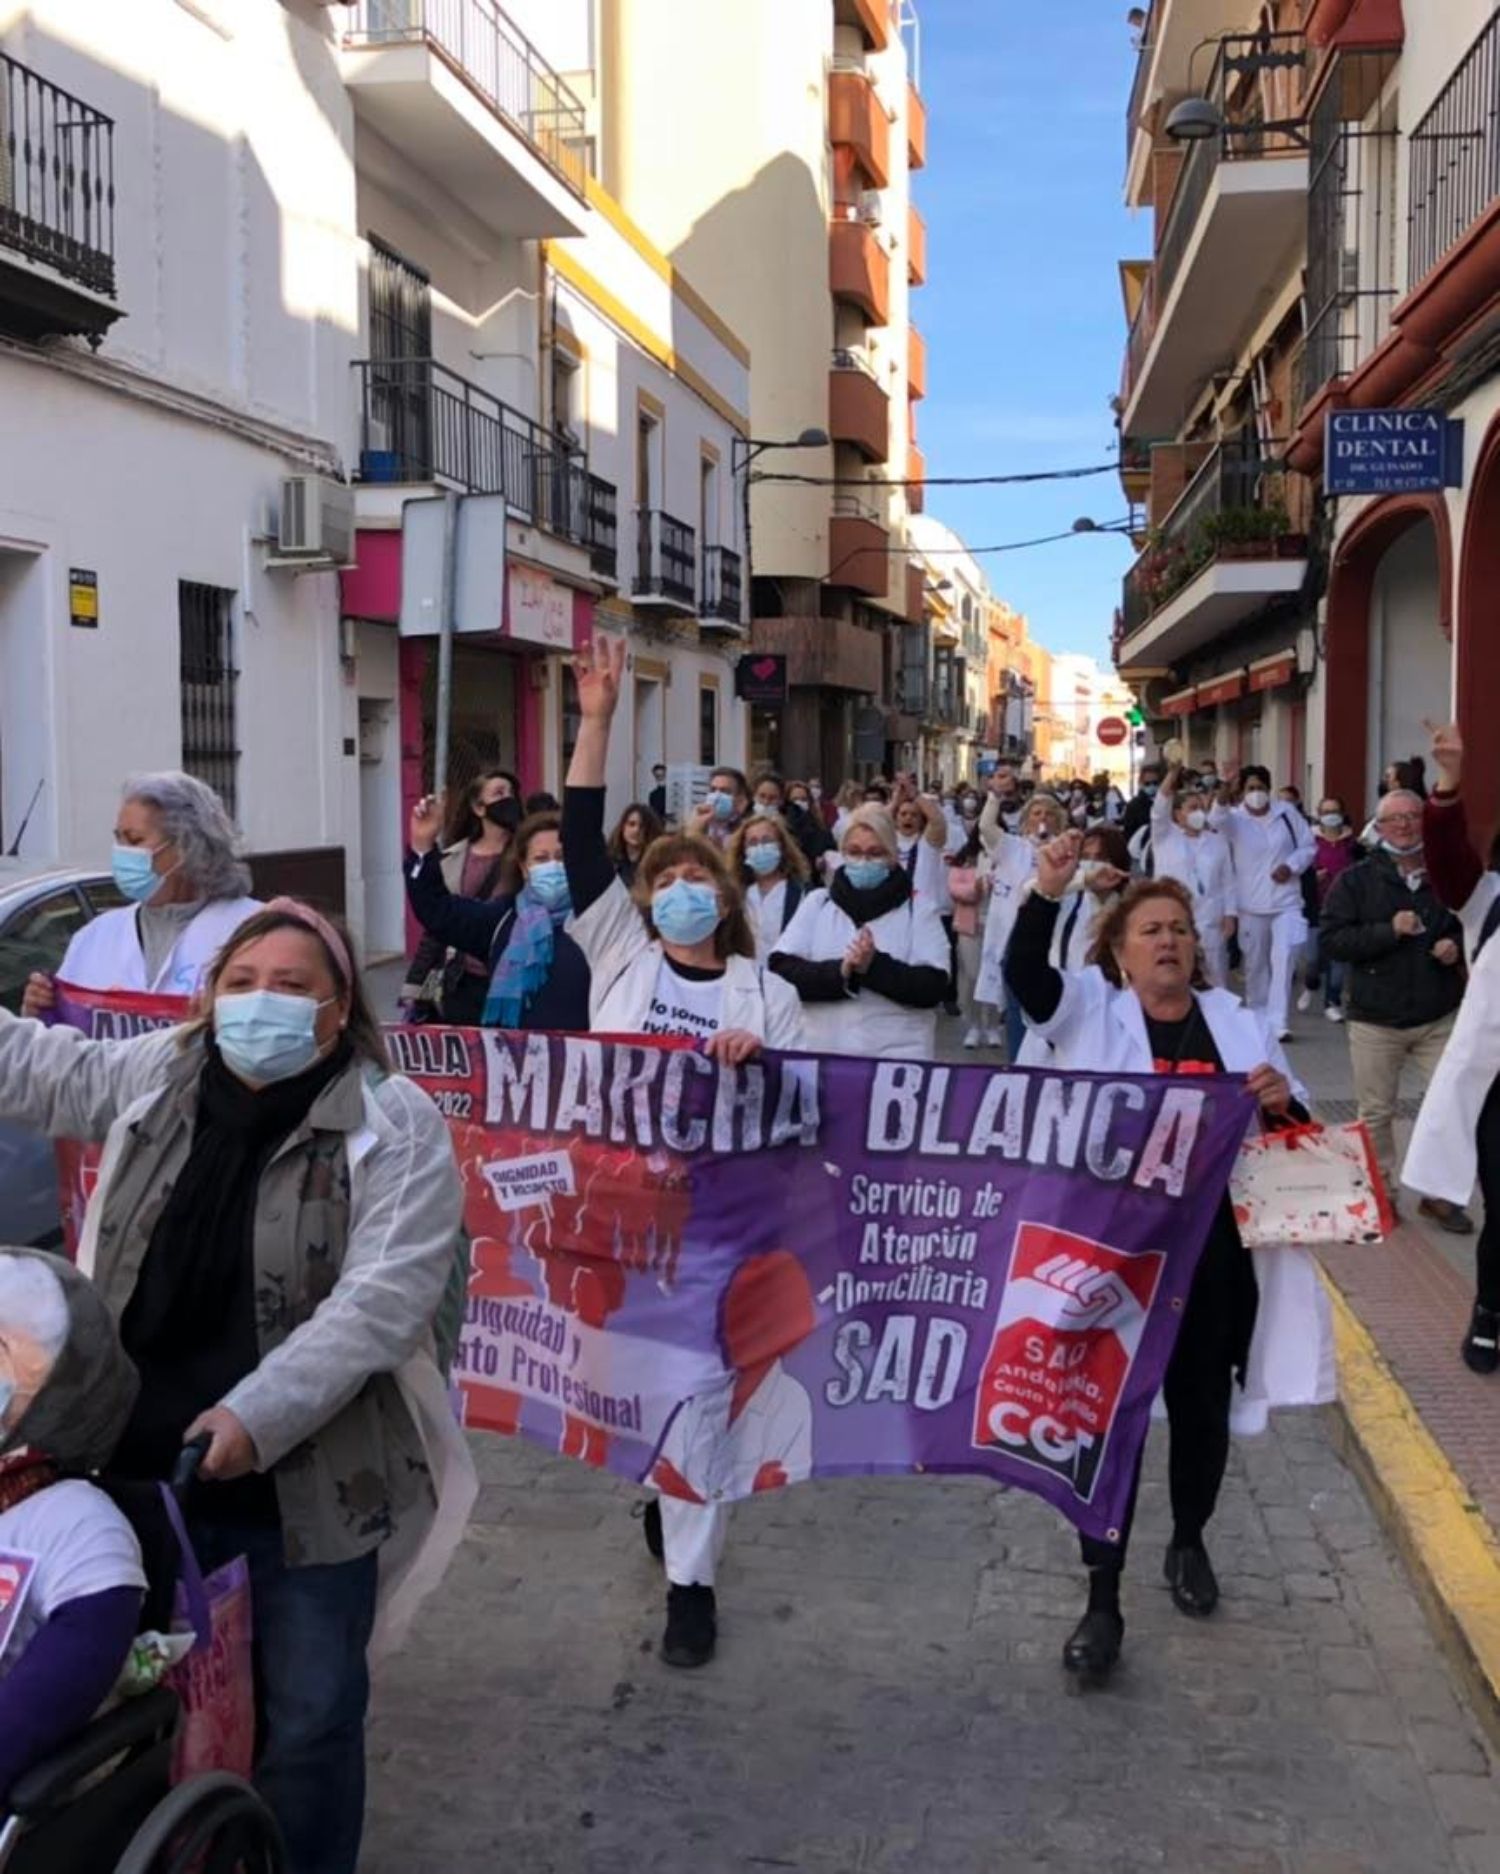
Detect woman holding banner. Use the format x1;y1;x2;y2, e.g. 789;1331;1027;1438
1004;831;1325;1685
0;901;475;1870
562;632;803;1672
21;772;261;1014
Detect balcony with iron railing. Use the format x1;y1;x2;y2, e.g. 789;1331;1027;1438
699;544;744;630
351;356;616;565
0;51;120;345
1409;13;1500;293
1118;438;1307;667
1300;48;1401;413
1121;32;1310;437
829;347;890;462
633;509;697;611
342;0;591;239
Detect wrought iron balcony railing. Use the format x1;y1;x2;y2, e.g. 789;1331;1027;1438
1409;11;1500;290
0;51;115;297
345;0;591;197
700;543;743;624
633;508;696;608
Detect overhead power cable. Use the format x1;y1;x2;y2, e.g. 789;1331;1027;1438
754;461;1121;489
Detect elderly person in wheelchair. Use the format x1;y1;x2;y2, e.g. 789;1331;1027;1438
0;1246;283;1874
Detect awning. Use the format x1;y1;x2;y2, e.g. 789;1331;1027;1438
1196;670;1246;708
1159;685;1198;717
1248;650;1297;693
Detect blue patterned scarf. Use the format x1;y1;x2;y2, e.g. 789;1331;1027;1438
482;887;569;1028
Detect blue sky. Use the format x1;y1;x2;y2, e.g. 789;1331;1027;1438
915;0;1142;665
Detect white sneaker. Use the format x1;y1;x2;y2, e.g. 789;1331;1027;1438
984;1026;1005;1047
1324;1005;1344;1023
1296;988;1312;1013
962;1026;981;1049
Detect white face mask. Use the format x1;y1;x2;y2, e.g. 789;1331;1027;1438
1185;809;1208;832
1243;789;1270;813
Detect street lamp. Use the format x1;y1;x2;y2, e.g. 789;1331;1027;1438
1163;32;1229;143
731;428;829;618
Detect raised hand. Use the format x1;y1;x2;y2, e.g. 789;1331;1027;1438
1034;830;1083;899
1425;718;1463;788
409;792;445;853
574;631;627;723
20;972;55;1020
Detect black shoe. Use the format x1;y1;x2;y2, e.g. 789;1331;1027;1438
1419;1197;1476;1236
661;1584;716;1668
639;1497;664;1560
1462;1305;1500;1375
1062;1607;1123;1681
1164;1541;1219;1616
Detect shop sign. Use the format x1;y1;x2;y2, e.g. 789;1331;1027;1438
734;654;788;707
508;567;574;650
1325;409;1464;497
68;569;99;629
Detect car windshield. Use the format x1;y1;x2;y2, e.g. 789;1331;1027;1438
0;887;90;1014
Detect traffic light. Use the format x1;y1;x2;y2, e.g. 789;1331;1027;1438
1126;706;1144;726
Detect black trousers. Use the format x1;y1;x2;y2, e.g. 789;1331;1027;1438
1475;1076;1500;1312
1080;1211;1254;1571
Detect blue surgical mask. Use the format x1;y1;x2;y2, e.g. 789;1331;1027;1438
1381;836;1423;859
652;879;722;946
707;790;735;821
0;1376;13;1426
745;842;782;877
526;860;570;911
214;990;332;1084
111;842;166;904
844;857;892;890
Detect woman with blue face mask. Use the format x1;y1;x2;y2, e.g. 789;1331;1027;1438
405;807;591;1033
727;813;812;963
769;804;951;1061
21;771;261;1018
560;635;803;1672
0;901;475;1873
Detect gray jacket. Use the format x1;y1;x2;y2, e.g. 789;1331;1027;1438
0;1011;466;1572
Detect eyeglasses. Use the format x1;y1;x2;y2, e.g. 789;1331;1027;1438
1376;812;1422;827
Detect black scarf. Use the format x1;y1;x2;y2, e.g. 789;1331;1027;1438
122;1036;354;1362
830;861;912;927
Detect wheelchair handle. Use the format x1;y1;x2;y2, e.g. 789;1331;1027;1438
171;1433;211;1497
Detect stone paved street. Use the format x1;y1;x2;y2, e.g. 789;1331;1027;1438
360;998;1500;1874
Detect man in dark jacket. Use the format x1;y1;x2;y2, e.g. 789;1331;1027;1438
1120;763;1164;844
1321;789;1471;1230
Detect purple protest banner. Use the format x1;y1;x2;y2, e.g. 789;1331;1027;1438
48;989;1258;1542
395;1027;1258;1544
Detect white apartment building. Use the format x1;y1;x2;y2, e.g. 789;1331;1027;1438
0;0;752;958
904;511;990;787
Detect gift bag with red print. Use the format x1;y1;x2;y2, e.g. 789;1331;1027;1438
159;1485;256;1782
1229;1120;1394;1248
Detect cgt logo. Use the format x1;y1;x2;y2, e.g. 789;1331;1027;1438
970;1221;1167;1501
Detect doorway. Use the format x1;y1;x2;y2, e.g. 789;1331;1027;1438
633;675;664;799
0;548;52;860
1366;521;1447;805
357;699;403;958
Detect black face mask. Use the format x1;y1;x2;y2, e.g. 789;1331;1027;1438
484;798;521;831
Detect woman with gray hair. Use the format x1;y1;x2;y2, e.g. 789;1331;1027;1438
22;771;261;1014
769;803;950;1059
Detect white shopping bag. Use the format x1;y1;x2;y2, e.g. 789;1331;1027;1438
1229;1121;1394;1248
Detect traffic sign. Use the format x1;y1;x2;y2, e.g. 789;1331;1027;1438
1096;716;1128;747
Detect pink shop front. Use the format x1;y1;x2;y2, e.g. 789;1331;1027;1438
340;529;596;828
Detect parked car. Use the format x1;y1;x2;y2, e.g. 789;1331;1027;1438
0;864;126;1245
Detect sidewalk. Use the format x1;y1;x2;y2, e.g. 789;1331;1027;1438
1282;1001;1500;1741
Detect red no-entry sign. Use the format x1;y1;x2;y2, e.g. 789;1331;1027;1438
1096;716;1128;747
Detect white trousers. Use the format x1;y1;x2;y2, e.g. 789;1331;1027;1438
1200;925;1229;990
660;1495;730;1587
1239;910;1304;1035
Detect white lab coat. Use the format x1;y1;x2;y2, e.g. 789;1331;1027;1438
1208;803;1313;917
1403;922;1500;1205
60;897;263;997
567;876;803;1048
1016;966;1333;1433
975;828;1039;1009
1150;797;1238;984
770;887;950;1060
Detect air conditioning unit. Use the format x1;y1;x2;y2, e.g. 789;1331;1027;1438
273;475;355;569
858;191;884;225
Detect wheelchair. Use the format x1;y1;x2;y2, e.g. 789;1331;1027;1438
0;1443;284;1874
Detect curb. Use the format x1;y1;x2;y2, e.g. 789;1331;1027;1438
1323;1272;1500;1747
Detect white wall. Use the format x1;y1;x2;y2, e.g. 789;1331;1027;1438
1366;521;1449;804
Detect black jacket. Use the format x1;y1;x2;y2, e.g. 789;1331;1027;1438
1121;788;1157;843
1320;851;1465;1029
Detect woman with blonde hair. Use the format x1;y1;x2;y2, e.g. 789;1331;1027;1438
560;635;802;1672
727;813;811;962
769;803;950;1060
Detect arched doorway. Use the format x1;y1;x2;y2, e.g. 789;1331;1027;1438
1457;415;1500;845
1322;493;1453;818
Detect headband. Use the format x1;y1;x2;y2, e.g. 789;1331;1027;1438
263;896;354;989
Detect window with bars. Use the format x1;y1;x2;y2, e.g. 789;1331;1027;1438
178;581;239;818
368;239;433;478
698;684;718;766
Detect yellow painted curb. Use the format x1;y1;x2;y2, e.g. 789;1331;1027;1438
1323;1270;1500;1735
